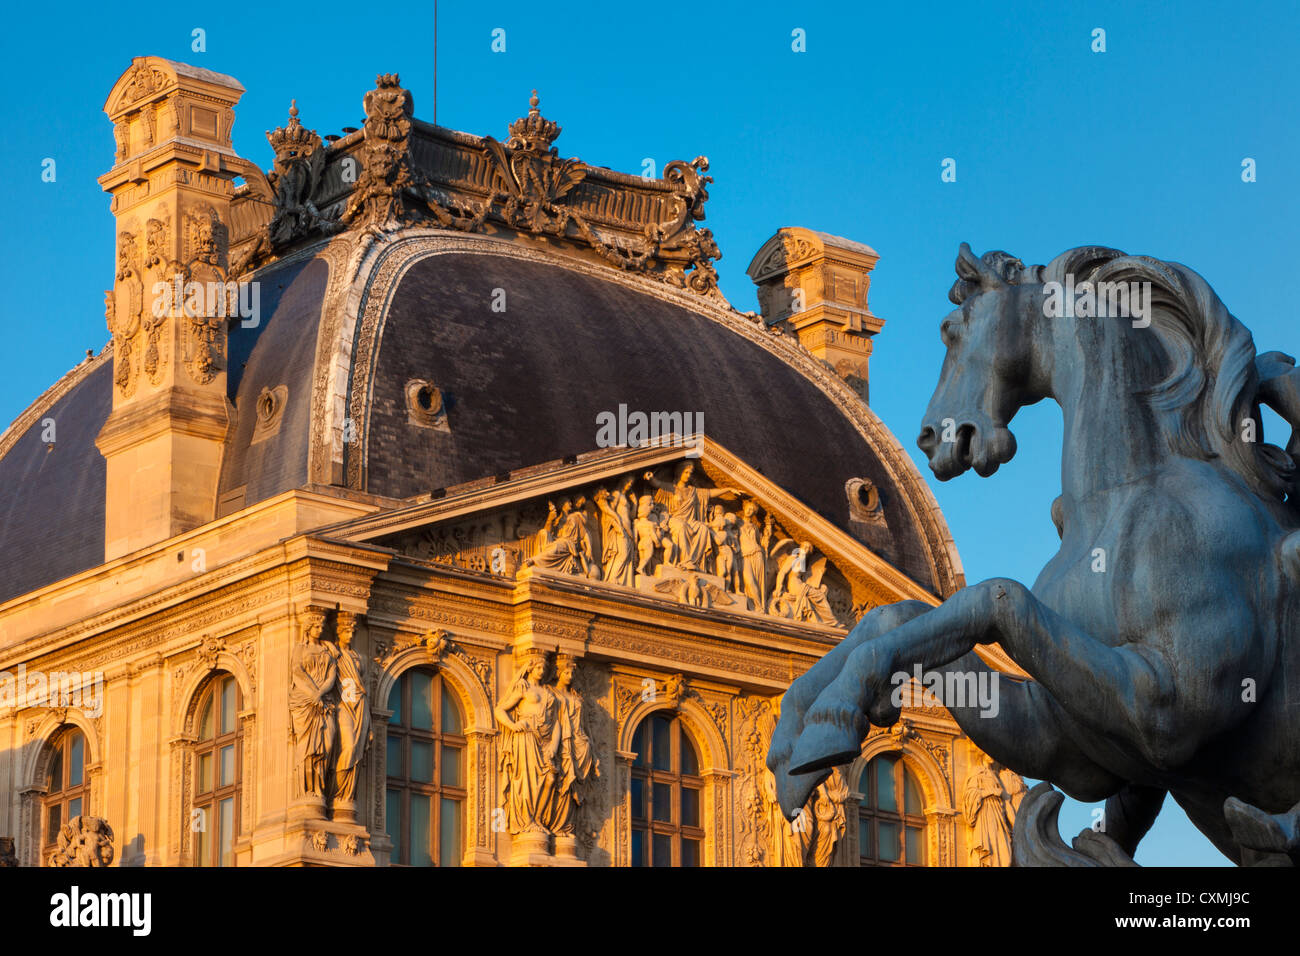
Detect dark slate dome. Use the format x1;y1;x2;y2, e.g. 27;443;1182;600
213;233;960;595
0;232;961;605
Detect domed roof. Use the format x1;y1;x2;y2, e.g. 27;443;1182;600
0;70;963;606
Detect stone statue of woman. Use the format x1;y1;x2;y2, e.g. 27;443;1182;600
964;751;1013;867
548;656;599;838
329;613;370;818
495;652;561;834
290;609;338;801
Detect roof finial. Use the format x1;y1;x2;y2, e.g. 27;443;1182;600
529;89;540;115
288;98;298;120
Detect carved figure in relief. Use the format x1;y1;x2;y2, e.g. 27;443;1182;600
769;541;837;625
709;504;740;590
642;462;739;571
633;494;665;581
527;499;599;578
495;653;561;833
739;502;774;612
548;656;599;836
963;751;1013;867
49;816;115;868
290;611;338;799
595;478;636;587
329;617;371;806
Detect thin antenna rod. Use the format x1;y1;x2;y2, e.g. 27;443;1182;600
433;0;438;127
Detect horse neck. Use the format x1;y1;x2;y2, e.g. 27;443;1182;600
1048;317;1172;506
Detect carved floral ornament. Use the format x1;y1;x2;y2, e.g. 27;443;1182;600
230;76;721;296
392;461;858;627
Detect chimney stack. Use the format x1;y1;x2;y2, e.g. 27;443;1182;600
95;57;246;559
747;228;884;401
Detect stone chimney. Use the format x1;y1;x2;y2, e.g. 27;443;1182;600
747;228;884;401
95;57;245;560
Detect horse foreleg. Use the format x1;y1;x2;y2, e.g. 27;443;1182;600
788;577;1185;778
766;600;931;814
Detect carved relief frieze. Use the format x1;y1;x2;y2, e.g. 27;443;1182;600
383;460;855;629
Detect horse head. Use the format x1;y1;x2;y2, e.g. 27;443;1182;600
917;243;1043;480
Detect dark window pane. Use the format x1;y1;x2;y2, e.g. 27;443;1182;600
220;677;237;735
652;832;673;867
859;817;873;859
386;734;402;779
197;753;213;794
441;745;461;788
858;768;870;797
411;672;434;730
47;804;61;840
879;821;901;862
47;746;62;792
69;734;84;787
439;797;462;867
632;722;647;767
68;797;82;818
680;733;699;775
682;838;700;867
681;786;700;827
441;686;463;734
219;744;236;787
387;682;402;724
905;824;924;864
410;740;434;783
876;757;897;812
386;789;401;855
631;827;645;866
903;770;922;815
630;777;645;819
410;794;432;867
652;715;672;770
652;782;673;822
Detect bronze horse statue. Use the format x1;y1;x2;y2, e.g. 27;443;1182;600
769;243;1300;864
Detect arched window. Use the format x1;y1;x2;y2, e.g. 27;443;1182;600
42;728;87;863
858;754;926;866
385;668;465;866
629;712;703;866
193;673;242;867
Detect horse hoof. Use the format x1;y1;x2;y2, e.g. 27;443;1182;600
787;719;864;776
777;766;830;818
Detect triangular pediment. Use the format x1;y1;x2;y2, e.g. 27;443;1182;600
329;437;940;632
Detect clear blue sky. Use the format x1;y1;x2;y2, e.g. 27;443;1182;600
6;0;1298;865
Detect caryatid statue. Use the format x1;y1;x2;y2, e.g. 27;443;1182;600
329;611;371;817
963;751;1013;867
495;651;561;834
290;607;338;801
548;655;599;837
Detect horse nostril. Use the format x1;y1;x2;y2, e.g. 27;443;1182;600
918;426;938;453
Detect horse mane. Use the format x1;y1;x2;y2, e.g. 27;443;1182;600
955;245;1295;503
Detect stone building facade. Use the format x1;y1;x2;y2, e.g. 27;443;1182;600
0;57;1025;867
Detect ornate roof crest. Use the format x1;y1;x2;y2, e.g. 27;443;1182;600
506;90;561;153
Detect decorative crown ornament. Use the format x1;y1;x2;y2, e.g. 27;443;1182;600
267;100;322;160
507;90;561;152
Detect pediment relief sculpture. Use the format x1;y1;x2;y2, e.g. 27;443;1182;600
387;460;862;627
